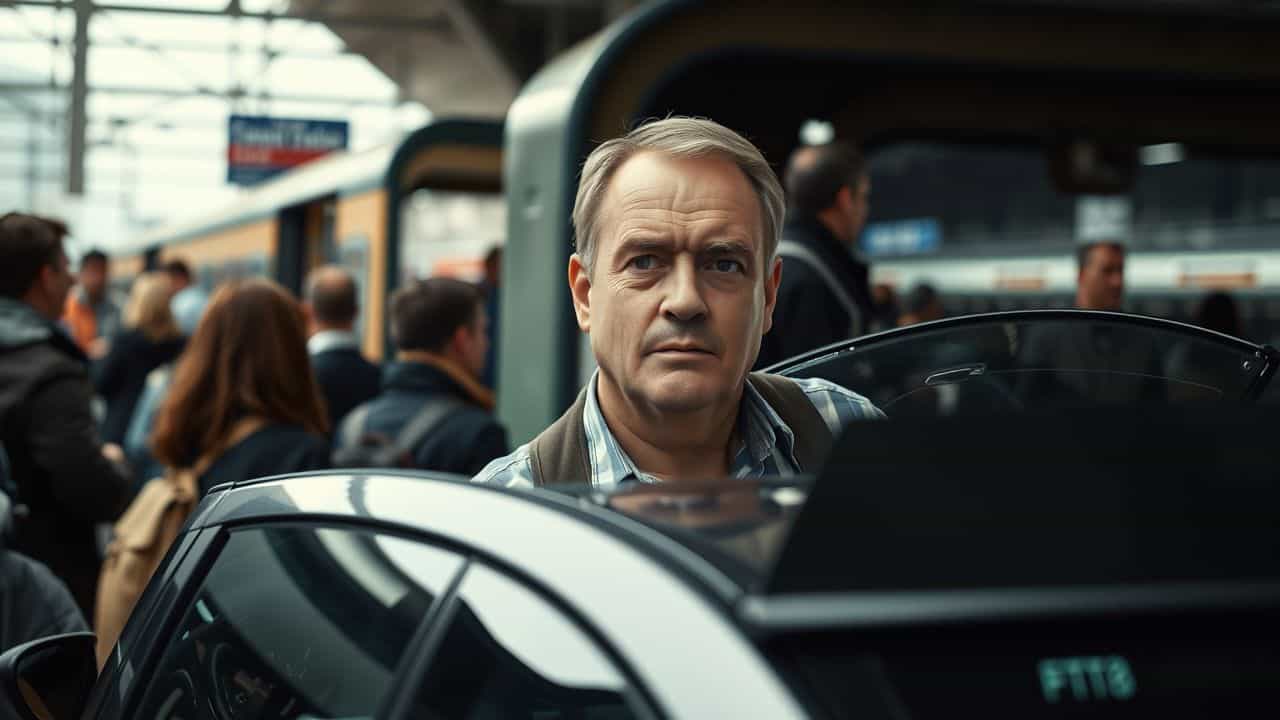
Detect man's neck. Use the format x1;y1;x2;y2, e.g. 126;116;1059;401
312;322;354;336
595;373;742;481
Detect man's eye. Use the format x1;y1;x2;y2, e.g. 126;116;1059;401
710;259;745;273
629;255;658;270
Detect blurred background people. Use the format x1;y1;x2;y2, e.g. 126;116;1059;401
756;141;874;368
898;283;946;327
1075;241;1126;311
162;258;208;336
151;278;329;496
870;282;900;331
304;265;381;430
0;213;133;617
0;492;87;652
336;277;508;475
1191;291;1244;339
481;244;502;390
93;273;186;446
62;248;121;359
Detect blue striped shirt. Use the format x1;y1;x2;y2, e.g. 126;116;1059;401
473;372;884;489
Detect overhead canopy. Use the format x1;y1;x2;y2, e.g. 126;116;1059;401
289;0;631;117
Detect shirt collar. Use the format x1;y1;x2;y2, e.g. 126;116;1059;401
307;329;360;355
579;370;801;489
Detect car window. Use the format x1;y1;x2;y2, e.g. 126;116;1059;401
132;525;464;719
776;314;1268;417
413;563;644;719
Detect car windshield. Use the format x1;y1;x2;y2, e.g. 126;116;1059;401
600;478;811;586
772;311;1274;417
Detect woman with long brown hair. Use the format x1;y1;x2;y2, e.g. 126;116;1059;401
93;272;186;445
151;278;330;493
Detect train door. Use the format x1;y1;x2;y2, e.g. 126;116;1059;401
277;196;337;297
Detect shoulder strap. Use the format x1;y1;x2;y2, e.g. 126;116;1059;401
529;386;592;487
746;372;834;472
392;396;467;458
777;240;864;337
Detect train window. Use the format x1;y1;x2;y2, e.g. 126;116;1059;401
399;189;506;286
861;142;1280;258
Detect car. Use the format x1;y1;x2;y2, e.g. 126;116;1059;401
2;311;1277;720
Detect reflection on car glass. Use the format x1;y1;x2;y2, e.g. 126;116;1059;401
415;564;637;719
133;527;461;719
783;316;1265;417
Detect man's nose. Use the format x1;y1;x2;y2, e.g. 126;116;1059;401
660;258;708;321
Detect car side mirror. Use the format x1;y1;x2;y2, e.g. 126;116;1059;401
0;632;96;720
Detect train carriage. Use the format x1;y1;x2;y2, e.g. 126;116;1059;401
115;119;504;360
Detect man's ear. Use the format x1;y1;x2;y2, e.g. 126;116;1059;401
762;255;782;335
568;253;592;333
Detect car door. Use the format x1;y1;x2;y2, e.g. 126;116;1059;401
399;559;659;720
769;310;1278;417
93;521;466;719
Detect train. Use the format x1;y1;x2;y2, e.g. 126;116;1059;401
112;120;504;359
119;1;1280;443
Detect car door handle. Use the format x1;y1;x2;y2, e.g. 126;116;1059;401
925;364;987;386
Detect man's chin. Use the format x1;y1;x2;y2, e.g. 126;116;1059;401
641;371;726;413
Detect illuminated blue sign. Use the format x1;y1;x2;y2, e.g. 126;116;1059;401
860;218;941;257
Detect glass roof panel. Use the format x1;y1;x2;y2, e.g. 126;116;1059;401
2;2;431;250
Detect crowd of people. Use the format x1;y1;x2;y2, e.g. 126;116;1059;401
0;117;1255;656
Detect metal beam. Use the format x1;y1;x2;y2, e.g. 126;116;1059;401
7;0;452;32
66;0;89;194
438;0;519;92
0;32;361;59
2;81;397;107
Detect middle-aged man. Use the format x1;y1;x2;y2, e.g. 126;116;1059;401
304;265;381;430
0;213;133;617
754;141;875;369
337;277;509;475
62;248;120;359
1075;241;1126;311
475;118;884;489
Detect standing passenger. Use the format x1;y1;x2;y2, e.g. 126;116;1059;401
336;278;508;475
161;258;208;336
62;248;121;359
304;265;381;430
756;142;875;368
93;273;186;445
151;278;330;496
0;213;133;617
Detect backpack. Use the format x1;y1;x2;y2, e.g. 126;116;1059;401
528;372;835;486
333;397;465;469
93;417;263;669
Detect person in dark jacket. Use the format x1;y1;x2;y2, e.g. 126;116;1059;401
339;278;508;476
303;265;381;431
0;213;134;617
93;272;185;445
151;278;330;496
0;492;86;652
755;141;875;368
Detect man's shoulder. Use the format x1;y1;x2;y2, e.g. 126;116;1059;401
471;443;535;488
779;375;886;432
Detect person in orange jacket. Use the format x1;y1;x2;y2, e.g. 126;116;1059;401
62;249;120;359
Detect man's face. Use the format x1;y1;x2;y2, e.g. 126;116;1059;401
570;151;781;415
37;250;74;320
80;258;107;300
845;174;871;242
1077;244;1125;311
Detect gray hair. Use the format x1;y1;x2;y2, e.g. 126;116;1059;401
571;117;785;274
